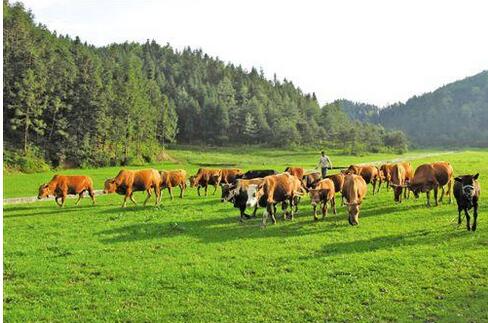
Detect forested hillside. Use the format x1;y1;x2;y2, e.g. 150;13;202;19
3;1;406;170
338;72;488;147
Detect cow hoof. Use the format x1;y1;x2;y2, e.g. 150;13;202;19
472;226;477;232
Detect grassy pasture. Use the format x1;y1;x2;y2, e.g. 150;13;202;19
3;148;487;322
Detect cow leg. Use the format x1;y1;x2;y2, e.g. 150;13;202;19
270;203;277;224
434;187;439;207
75;192;84;206
312;204;318;221
168;187;174;200
89;188;96;205
212;184;218;195
426;191;431;207
239;206;246;222
282;201;288;220
372;180;376;196
447;180;452;204
332;197;337;215
143;189;152;207
155;186;161;205
472;202;478;232
197;186;201;196
322;201;328;219
60;194;66;207
439;186;444;203
55;196;62;207
252;204;258;218
204;185;208;197
129;192;137;206
294;197;299;213
179;184;184;198
465;209;471;231
457;205;463;225
261;205;269;227
122;195;128;208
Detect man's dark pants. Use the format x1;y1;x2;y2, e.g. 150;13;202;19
321;167;328;179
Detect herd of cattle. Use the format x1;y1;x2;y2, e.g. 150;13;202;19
37;161;481;231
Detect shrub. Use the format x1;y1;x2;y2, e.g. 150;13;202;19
4;149;50;173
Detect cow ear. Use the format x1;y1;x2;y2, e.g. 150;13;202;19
454;177;462;183
473;173;479;180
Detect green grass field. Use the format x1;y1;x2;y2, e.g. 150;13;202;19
3;148;487;322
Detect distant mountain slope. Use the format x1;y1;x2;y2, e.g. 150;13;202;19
338;71;488;147
336;99;380;124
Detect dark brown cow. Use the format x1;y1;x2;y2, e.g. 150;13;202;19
379;164;394;191
308;178;336;220
408;162;453;207
341;174;368;225
390;164;407;202
248;173;306;226
103;169;161;207
190;168;222;196
302;172;322;190
38;175;95;207
346;165;380;195
159;169;187;199
454;174;480;231
285;167;305;180
220;168;243;184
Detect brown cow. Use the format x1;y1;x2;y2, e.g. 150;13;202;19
379;164;394;191
390;164;407;202
38;175;95;207
160;169;187;199
285;167;305;180
346;165;380;195
431;162;453;204
190;168;222;196
220;168;243;185
103;169;161;207
247;173;306;226
407;162;453;207
342;174;368;225
302;172;322;190
326;173;346;205
308;178;336;220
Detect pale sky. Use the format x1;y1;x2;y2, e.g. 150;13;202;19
18;0;488;107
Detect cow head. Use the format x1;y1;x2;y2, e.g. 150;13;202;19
407;182;431;198
345;201;361;225
455;173;479;200
38;184;50;199
308;189;325;207
189;175;198;188
103;179;117;194
221;183;237;202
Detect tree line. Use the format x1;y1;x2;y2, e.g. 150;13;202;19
3;1;408;171
338;71;488;148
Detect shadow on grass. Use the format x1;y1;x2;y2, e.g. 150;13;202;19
3;204;99;218
307;229;469;257
95;193;462;246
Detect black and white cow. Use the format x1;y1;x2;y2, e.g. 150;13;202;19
454;174;480;231
221;178;264;222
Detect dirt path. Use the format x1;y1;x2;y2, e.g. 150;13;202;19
3;151;457;205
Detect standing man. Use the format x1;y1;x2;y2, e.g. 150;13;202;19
317;151;332;179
